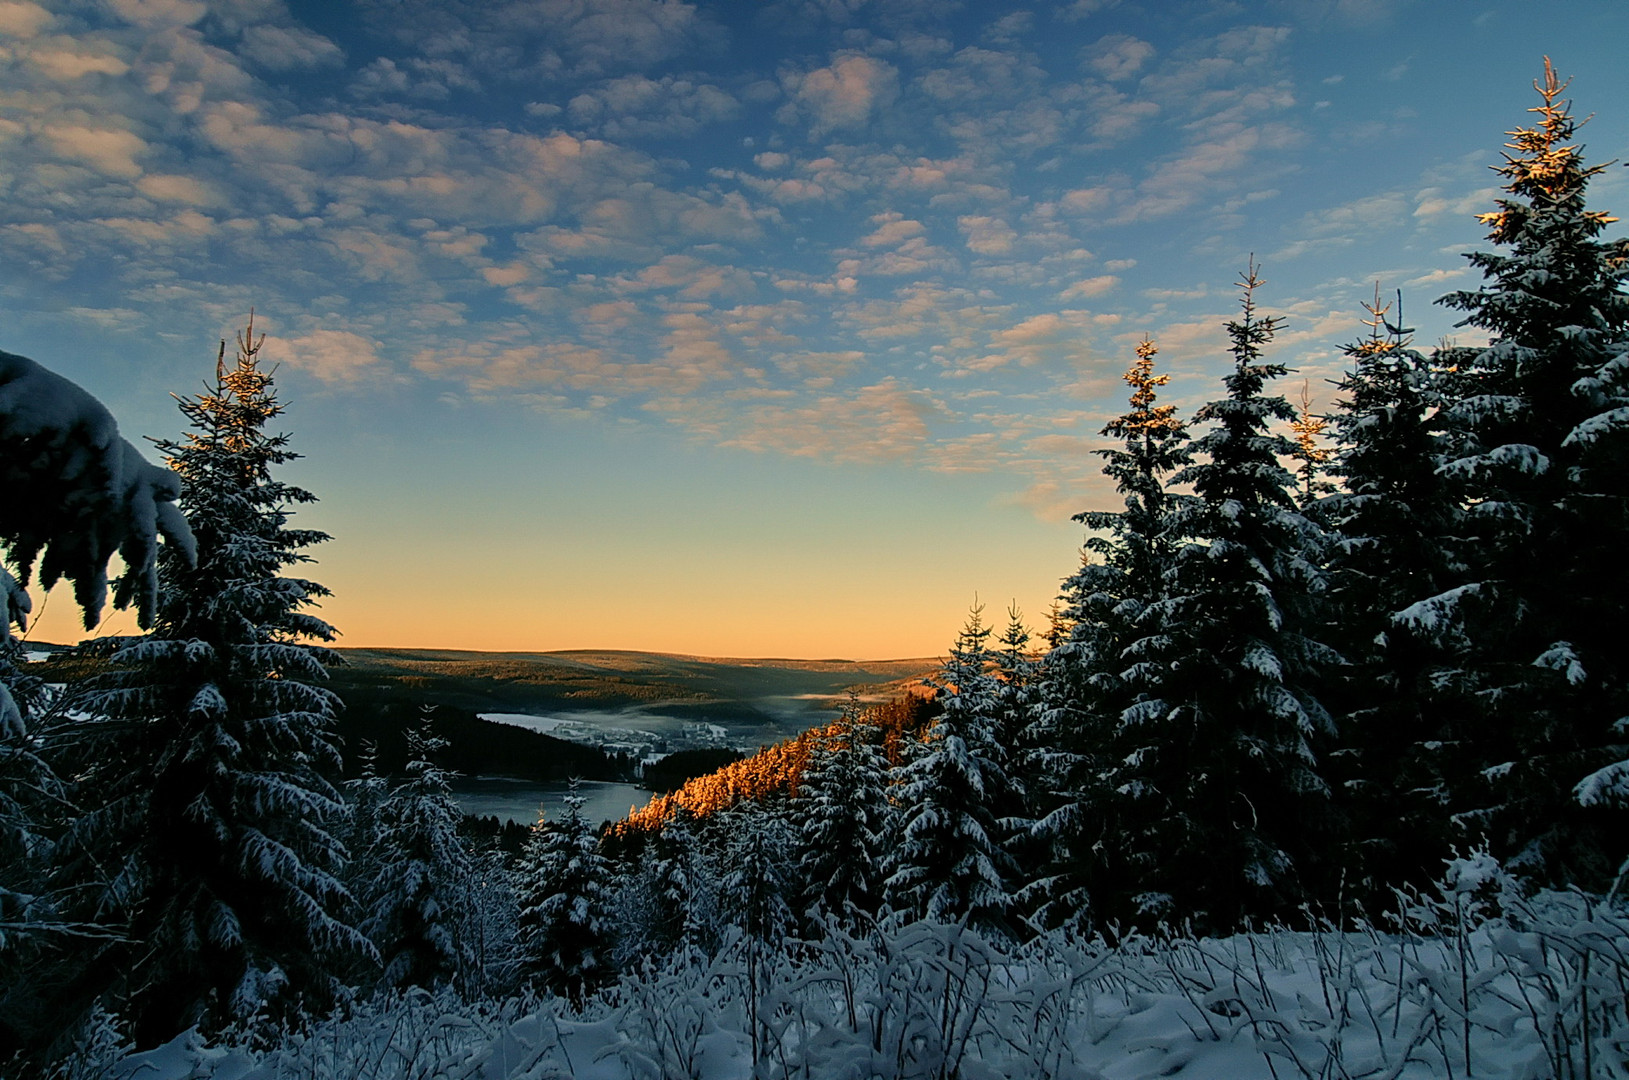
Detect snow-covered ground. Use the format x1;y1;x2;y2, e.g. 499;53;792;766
99;875;1628;1080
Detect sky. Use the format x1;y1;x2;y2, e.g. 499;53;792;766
3;0;1627;659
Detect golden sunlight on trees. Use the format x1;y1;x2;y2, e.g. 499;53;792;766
1478;57;1619;243
616;694;934;835
1290;380;1333;505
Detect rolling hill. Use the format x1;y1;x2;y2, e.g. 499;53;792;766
323;647;939;752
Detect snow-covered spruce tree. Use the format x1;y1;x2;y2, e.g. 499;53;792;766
715;805;795;1070
1413;61;1629;886
717;804;795;944
0;568;59;958
989;608;1040;915
1321;290;1467;898
336;741;390;986
340;741;389;885
0;599;77;1066
795;694;890;928
1031;337;1190;931
613;806;703;964
1;351;193;1058
1063;338;1192;654
1107;265;1338;932
884;605;1016;934
514;779;613;1006
363;707;477;996
463;841;519;997
67;321;361;1045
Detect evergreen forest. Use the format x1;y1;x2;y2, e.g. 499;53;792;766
1;60;1627;1080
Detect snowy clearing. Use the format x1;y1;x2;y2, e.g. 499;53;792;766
103;884;1627;1080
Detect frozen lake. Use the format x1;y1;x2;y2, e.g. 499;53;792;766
448;777;651;828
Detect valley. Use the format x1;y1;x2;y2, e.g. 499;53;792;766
326;646;937;759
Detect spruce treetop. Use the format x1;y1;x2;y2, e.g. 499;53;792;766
168;315;317;518
1325;284;1445;541
153;316;334;655
1354;282;1411;358
1477;58;1618;246
1289;381;1334;504
1088;336;1189;518
1177;259;1298;512
1441;58;1628;358
1103;338;1183;444
1221;258;1288;383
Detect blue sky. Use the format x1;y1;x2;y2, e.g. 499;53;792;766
4;0;1626;657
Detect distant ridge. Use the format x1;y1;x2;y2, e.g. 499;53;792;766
23;645;940;772
320;646;939;752
336;646;938;671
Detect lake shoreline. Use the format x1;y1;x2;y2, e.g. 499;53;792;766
449;776;652;828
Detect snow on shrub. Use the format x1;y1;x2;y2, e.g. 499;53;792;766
91;860;1629;1080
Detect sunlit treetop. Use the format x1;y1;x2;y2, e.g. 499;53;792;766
1478;56;1620;243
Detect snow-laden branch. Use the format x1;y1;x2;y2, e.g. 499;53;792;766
0;348;194;635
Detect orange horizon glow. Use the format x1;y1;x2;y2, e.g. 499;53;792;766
17;574;1034;663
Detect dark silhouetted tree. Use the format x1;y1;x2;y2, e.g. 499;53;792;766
1107;265;1337;931
1321;288;1465;897
1034;337;1191;930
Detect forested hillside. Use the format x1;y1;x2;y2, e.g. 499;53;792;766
1;61;1627;1079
